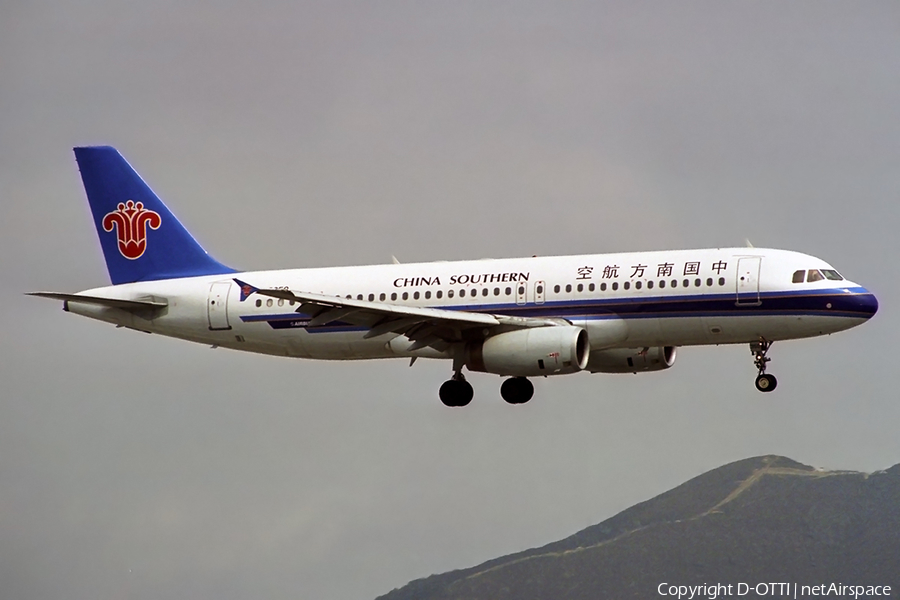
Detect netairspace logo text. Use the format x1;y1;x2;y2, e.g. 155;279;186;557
657;582;893;599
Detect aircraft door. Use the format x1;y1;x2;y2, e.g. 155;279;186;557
208;281;232;330
736;257;762;306
534;280;545;305
516;281;528;305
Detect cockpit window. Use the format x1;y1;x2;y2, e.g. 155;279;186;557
792;270;805;284
821;269;844;281
807;269;824;282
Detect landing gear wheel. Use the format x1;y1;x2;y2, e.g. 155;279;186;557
755;374;777;392
439;379;474;407
750;339;777;393
500;377;534;405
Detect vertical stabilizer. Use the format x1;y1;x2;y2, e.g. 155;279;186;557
74;146;236;284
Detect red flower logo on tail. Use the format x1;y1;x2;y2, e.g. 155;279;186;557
102;200;162;260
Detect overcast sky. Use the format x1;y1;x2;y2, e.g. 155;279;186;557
2;2;899;599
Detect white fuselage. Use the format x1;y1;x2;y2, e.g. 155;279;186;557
66;247;876;365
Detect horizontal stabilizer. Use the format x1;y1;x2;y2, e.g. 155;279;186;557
27;292;167;311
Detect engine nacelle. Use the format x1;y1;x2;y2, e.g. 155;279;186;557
586;346;677;374
570;315;629;349
467;326;590;377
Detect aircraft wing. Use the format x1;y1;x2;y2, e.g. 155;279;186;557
235;279;559;352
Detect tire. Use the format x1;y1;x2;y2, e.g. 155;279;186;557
755;374;777;393
439;379;474;407
457;380;474;406
501;377;534;404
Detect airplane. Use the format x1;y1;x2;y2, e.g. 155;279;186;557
30;146;879;406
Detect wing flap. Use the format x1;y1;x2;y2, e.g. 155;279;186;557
363;316;428;339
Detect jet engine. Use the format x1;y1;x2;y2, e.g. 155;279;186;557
466;326;590;377
586;346;677;373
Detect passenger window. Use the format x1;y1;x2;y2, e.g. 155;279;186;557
577;283;583;292
518;286;525;295
647;281;653;289
589;283;595;292
448;290;454;298
565;284;572;293
278;298;284;306
694;278;701;287
391;292;397;301
706;278;713;286
425;291;431;299
554;284;561;293
683;279;689;288
612;282;619;291
600;282;607;291
357;294;363;300
436;290;443;299
368;293;375;301
792;270;806;284
635;281;642;290
659;280;665;289
624;282;630;290
266;299;273;307
379;293;386;301
505;287;512;295
402;292;409;300
414;291;420;300
494;287;500;296
459;289;466;297
482;288;488;297
822;269;843;281
670;280;676;288
536;285;543;294
807;269;824;282
718;277;725;286
255;299;262;307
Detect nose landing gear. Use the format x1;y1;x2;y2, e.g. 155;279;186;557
751;339;777;392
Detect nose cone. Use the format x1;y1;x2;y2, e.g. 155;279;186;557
855;289;879;318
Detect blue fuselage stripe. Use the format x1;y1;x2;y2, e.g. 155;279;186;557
239;288;876;331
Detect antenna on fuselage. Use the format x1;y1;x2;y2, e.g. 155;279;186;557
745;239;755;248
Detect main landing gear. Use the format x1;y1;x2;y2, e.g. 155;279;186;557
438;373;535;406
751;339;777;393
500;377;534;405
439;372;474;407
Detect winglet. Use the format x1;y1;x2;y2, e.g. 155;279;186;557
233;278;259;302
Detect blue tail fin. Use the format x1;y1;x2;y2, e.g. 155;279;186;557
74;146;236;285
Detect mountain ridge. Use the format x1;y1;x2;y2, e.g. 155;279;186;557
377;455;900;600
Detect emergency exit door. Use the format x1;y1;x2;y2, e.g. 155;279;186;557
516;281;528;305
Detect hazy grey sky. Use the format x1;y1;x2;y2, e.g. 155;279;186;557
2;2;899;599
